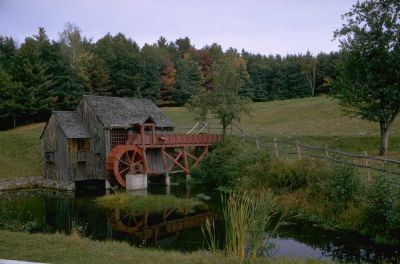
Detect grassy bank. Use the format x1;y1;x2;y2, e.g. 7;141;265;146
193;139;400;244
0;230;328;264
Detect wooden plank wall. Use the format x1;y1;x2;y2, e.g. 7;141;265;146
41;116;69;181
77;100;106;180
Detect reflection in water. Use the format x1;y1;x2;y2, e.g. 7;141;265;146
274;223;400;263
107;207;215;244
0;187;399;263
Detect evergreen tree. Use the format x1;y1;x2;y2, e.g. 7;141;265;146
94;33;140;97
11;31;57;119
174;55;203;105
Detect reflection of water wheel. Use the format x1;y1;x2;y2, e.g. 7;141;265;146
109;209;147;233
106;145;147;187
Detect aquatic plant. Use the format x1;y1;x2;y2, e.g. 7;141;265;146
203;190;288;259
96;193;206;213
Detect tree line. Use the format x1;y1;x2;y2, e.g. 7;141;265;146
0;23;339;129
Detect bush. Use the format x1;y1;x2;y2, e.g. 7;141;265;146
193;138;267;187
329;161;359;208
303;159;331;198
305;160;359;210
242;159;310;191
364;174;400;242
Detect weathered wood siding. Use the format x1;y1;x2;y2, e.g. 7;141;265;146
41;116;69;181
145;149;174;174
67;139;90;181
77;100;106;180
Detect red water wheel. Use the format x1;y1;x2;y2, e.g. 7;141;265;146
106;145;147;187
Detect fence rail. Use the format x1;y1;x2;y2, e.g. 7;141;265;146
177;121;400;179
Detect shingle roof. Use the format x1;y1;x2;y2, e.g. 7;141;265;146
53;111;91;139
83;95;175;128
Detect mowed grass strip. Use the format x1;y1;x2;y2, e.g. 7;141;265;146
0;230;329;264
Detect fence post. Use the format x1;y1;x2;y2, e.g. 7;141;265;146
296;141;301;160
273;138;279;158
325;144;329;158
255;138;260;149
363;151;371;182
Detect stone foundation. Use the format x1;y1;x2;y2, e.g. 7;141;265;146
126;174;147;190
0;176;75;191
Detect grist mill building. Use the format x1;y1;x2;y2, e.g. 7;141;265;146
40;95;175;183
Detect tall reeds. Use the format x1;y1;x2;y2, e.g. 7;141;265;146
203;190;287;259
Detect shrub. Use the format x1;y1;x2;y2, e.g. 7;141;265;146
192;138;239;187
193;138;269;188
303;159;331;198
268;159;310;190
364;174;400;242
329;161;359;209
305;159;359;210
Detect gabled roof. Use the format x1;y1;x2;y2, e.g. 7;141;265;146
53;111;91;139
82;95;175;128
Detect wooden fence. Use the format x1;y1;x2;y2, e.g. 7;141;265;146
178;121;400;180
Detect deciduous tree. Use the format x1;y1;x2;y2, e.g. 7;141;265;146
333;0;400;155
187;54;251;136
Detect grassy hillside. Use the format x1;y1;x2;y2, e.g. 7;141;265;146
0;123;44;179
1;96;399;179
163;96;400;137
162;96;400;155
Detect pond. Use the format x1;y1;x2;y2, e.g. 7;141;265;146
0;183;399;263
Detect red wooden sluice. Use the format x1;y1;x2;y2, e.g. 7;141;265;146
106;123;222;187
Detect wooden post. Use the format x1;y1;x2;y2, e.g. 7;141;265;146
324;144;329;158
363;151;371;182
255;138;260;149
296;141;301;160
182;147;190;182
274;138;279;158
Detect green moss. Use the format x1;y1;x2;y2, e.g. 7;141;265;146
96;193;206;213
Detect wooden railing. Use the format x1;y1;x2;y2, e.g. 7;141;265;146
133;133;223;146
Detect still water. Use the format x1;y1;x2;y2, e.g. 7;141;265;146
0;184;399;263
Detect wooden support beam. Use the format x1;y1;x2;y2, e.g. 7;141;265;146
193;147;208;167
182;147;190;181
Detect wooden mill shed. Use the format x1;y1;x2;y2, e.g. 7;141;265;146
41;95;175;182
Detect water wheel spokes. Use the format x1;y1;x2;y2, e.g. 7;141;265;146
107;145;147;187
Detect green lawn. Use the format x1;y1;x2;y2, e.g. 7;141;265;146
0;230;328;264
1;96;399;179
0;123;43;179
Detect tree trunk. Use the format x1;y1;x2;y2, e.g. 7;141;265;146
312;64;316;96
380;124;389;156
379;112;398;156
222;124;227;140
